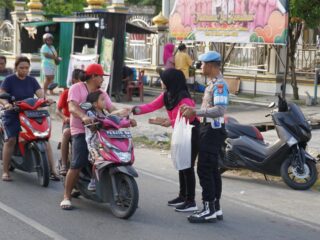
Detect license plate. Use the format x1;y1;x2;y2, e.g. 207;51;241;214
105;130;132;138
25;110;49;118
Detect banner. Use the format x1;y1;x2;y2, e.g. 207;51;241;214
100;38;114;96
66;54;98;87
169;0;288;45
100;38;114;93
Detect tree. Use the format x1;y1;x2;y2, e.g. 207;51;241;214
41;0;86;16
0;0;14;10
288;0;320;100
125;0;161;13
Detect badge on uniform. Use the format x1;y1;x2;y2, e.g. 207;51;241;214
213;81;229;106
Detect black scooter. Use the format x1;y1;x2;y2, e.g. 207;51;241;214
220;96;318;190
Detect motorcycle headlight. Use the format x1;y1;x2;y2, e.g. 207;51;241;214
113;149;131;163
20;116;50;138
33;129;50;138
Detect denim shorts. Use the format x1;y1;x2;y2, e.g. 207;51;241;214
70;133;89;169
2;111;20;140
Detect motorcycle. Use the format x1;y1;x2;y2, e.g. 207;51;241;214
220;95;318;190
0;93;53;187
75;102;139;219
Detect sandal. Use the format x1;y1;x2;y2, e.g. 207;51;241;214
59;167;68;176
2;173;12;182
60;199;73;210
50;173;61;181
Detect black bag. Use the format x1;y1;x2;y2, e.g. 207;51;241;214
54;58;60;65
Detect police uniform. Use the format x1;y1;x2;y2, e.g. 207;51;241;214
188;51;228;223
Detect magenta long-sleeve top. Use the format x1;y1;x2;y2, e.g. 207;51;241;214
134;93;199;128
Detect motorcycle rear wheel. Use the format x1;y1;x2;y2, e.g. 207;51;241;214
32;148;50;187
281;158;318;190
110;173;139;219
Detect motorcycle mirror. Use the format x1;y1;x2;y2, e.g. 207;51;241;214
268;102;276;108
80;102;92;111
0;92;11;100
47;83;58;91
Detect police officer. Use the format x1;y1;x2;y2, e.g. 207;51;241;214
181;51;228;223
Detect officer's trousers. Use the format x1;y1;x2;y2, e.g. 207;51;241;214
197;151;222;202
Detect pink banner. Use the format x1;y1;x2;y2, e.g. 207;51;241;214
169;0;288;45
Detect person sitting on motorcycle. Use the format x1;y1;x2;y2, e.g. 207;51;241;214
60;63;136;210
56;69;85;176
0;56;59;181
85;90;136;191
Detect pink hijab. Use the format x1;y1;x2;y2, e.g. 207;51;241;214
163;43;175;65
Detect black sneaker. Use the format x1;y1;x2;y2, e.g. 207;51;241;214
175;201;198;212
188;201;217;223
168;196;185;206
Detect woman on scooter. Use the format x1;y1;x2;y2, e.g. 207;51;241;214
56;69;85;176
0;56;59;181
132;68;200;212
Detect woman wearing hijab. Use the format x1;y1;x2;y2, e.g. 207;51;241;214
132;68;200;212
163;43;175;70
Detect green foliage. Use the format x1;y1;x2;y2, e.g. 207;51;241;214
125;0;161;13
290;0;320;28
42;0;86;16
0;0;14;10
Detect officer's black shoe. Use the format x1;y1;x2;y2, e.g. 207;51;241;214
215;199;223;221
188;201;217;223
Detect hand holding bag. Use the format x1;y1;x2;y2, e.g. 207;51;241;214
170;110;194;170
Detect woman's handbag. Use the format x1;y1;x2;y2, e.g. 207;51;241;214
54;58;60;65
170;110;194;170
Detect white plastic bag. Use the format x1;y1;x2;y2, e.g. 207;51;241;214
170;111;194;170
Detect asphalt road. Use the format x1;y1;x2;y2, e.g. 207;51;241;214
0;104;320;240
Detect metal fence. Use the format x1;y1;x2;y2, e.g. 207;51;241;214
0;20;14;55
125;33;152;65
295;44;318;73
224;44;268;73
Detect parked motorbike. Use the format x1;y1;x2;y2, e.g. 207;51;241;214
220;95;318;190
0;93;53;187
75;102;139;219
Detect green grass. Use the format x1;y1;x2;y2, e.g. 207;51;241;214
133;136;171;150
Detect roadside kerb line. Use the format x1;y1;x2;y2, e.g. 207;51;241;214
137;168;320;232
0;201;67;240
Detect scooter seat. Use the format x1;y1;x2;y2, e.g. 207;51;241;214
226;123;263;141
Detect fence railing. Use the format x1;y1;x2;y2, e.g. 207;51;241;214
125;35;152;65
295;44;318;73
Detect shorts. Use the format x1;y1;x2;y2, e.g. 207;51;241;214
70;133;89;169
42;64;56;76
62;122;70;132
2;111;20;141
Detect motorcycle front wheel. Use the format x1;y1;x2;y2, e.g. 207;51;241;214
110;173;139;219
281;158;318;190
32;148;50;187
